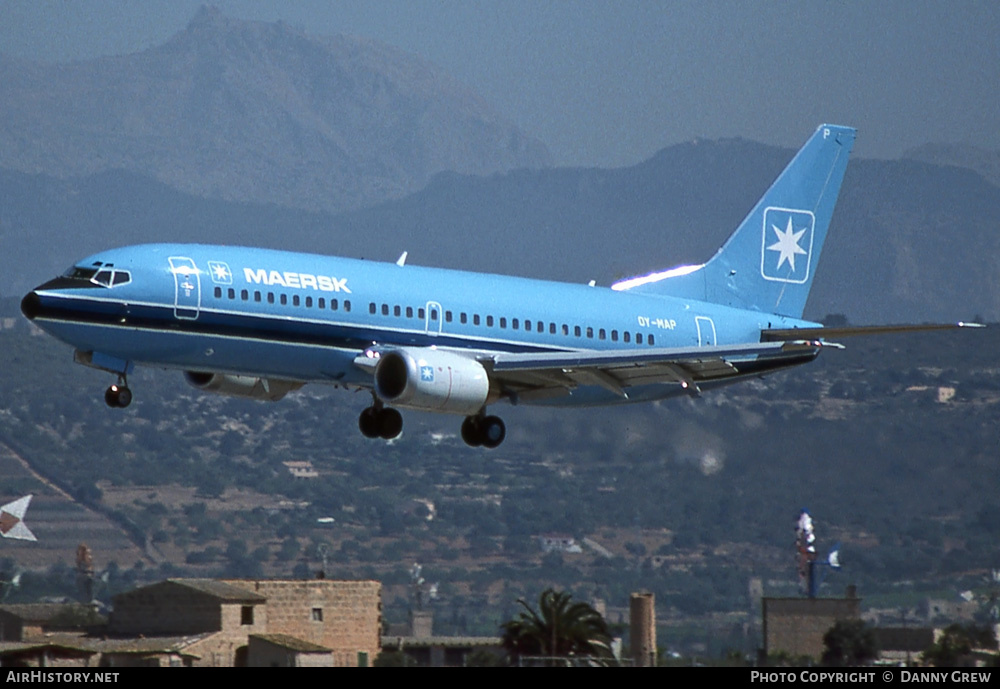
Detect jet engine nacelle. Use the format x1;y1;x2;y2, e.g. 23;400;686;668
184;372;301;402
374;348;493;415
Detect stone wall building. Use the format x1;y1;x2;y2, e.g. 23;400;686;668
222;579;381;667
762;591;861;661
105;578;380;667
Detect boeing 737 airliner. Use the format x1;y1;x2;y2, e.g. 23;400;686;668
20;125;977;448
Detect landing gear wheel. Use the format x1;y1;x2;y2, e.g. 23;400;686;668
378;408;403;440
359;407;381;438
480;415;506;449
461;414;505;448
104;384;132;408
359;406;403;440
461;416;483;447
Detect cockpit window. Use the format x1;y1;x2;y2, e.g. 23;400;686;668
60;261;131;288
90;268;131;288
64;266;98;280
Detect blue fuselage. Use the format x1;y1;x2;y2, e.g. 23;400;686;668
23;243;814;406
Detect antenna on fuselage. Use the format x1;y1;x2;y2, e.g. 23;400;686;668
396;251;408;267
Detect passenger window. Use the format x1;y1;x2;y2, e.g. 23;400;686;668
624;331;631;343
268;293;275;304
599;328;606;340
500;317;507;329
648;334;654;345
636;333;643;344
280;294;288;306
486;315;494;327
293;295;300;307
406;306;413;318
473;314;481;326
305;296;312;307
418;308;425;319
381;304;389;316
241;289;249;301
331;299;338;311
318;297;324;308
513;318;519;330
550;323;556;334
255;291;262;303
214;286;222;298
611;330;618;342
586;327;593;338
369;303;376;314
344;301;351;312
574;326;581;337
445;311;453;323
562;324;569;336
460;312;467;324
525;320;531;331
394;305;401;317
537;322;544;333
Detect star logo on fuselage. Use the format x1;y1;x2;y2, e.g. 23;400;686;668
760;207;815;284
207;261;233;285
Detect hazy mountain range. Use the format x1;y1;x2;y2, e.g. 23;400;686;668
1;8;998;325
0;6;549;213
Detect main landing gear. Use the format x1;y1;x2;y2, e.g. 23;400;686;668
461;414;506;449
359;404;403;440
104;378;132;408
358;403;507;449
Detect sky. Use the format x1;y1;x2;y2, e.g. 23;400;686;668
1;0;998;167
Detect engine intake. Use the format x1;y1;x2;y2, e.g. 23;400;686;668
374;348;492;415
184;372;301;401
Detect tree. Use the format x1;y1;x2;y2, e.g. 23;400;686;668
821;619;878;666
922;624;998;667
500;588;614;666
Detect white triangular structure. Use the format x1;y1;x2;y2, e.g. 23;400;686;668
0;495;37;542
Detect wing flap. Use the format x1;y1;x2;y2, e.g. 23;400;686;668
762;322;984;341
486;341;818;400
489;341;793;372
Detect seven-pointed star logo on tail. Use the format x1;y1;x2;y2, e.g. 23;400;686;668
760;207;815;284
769;217;808;271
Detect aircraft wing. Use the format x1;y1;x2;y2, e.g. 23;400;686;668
761;322;984;341
483;341;822;401
0;495;37;542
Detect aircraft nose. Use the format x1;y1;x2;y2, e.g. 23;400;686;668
20;291;40;320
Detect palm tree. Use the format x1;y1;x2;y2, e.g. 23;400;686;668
500;588;614;666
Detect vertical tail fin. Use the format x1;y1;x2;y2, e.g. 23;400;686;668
613;124;856;318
